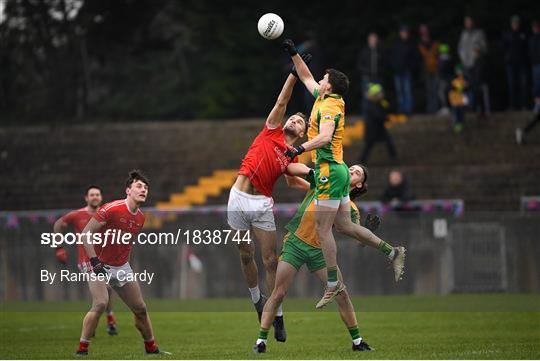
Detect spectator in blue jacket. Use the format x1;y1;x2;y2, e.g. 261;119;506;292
391;25;418;115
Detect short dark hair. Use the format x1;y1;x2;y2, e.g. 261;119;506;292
126;169;149;188
325;68;349;96
295;112;308;133
349;164;369;200
359;164;369;184
85;185;102;195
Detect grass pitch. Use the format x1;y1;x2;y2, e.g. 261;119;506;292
1;294;539;359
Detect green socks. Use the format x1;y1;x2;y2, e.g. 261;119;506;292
327;266;338;283
377;241;395;259
348;325;361;344
348;326;360;340
258;328;269;341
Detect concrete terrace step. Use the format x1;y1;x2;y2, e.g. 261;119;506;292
1;112;539;210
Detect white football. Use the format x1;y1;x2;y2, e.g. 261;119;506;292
257;13;284;40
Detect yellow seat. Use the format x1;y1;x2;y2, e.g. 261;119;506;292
157;116;407;208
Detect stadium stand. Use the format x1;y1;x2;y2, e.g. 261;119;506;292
1;112;539;211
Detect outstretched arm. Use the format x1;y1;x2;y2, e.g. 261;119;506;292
285;120;334;160
285;175;311;191
285;163;313;191
284;39;319;96
285;102;342;159
266;74;297;128
267;53;313;128
286;162;311;176
299;121;334;152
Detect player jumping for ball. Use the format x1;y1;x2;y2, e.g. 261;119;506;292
227;53;314;342
75;170;168;356
53;185;118;336
282;39;406;309
253;165;377;353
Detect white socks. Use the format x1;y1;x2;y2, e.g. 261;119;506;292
249;286;261;303
250;286;284;317
327;280;339;288
256;338;267;345
388;248;396;261
353;337;362;346
276;304;283;317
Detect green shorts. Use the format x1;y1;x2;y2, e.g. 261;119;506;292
279;233;326;273
314;161;350;201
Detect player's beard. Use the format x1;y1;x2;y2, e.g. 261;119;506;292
283;126;298;138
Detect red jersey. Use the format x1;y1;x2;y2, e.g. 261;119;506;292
238;124;298;197
93;199;145;266
61;207;96;265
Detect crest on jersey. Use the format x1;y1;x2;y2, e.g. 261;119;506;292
319;176;329;184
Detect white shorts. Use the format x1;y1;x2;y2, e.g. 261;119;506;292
315;195;351;209
105;262;134;288
227;187;276;231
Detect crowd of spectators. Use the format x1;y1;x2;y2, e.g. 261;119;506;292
356;15;539;136
354;15;540;201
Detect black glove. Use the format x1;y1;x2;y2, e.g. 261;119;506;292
283;39;298;56
364;213;381;232
306;168;315;184
90;257;109;276
285;144;305;160
291;53;313;78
